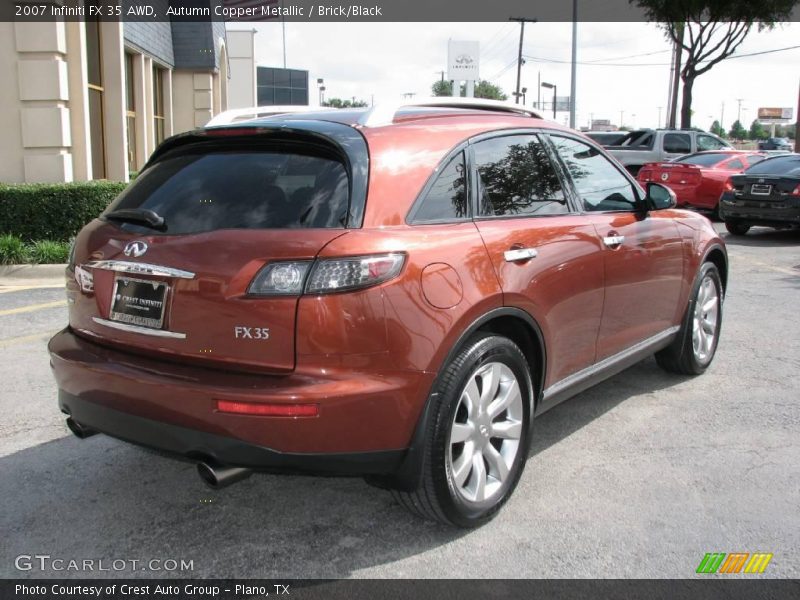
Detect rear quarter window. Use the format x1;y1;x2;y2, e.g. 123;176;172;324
105;147;350;234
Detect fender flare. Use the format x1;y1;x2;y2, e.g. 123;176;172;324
383;307;546;491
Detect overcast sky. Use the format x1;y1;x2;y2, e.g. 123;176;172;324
230;22;800;131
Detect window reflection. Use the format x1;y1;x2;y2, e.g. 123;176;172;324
552;136;637;212
474;135;567;217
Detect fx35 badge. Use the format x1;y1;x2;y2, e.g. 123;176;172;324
234;326;270;340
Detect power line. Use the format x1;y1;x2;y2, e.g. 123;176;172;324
522;43;800;68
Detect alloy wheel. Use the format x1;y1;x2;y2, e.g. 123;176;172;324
447;362;524;504
692;274;719;363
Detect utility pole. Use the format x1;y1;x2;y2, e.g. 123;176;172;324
736;98;745;124
435;70;446;82
510;17;537;105
569;0;578;128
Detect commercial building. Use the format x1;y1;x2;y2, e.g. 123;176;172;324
1;15;229;184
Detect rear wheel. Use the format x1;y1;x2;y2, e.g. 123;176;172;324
656;262;723;375
392;334;532;528
725;220;750;236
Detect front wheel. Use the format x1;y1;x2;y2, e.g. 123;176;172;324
656;262;723;375
392;334;533;528
725;220;750;236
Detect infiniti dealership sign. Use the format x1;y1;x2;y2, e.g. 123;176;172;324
447;40;479;81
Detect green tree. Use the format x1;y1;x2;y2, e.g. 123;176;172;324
322;98;369;108
749;119;768;140
728;119;747;140
430;80;508;101
473;80;508;101
432;80;453;96
710;120;725;137
633;0;798;128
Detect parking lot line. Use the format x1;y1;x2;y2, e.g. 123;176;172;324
0;284;65;294
0;331;56;348
0;300;67;317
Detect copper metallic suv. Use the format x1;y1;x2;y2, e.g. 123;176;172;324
49;99;727;527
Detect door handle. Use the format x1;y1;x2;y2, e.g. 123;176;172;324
603;235;625;247
504;247;538;262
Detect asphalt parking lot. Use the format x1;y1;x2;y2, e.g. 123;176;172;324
1;223;798;579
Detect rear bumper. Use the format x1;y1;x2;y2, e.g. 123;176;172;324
59;391;403;474
719;194;800;227
49;328;434;472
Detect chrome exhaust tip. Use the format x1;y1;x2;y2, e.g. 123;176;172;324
66;417;97;439
197;461;252;490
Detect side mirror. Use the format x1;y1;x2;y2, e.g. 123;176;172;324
645;182;677;211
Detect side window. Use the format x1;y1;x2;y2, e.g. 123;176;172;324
663;133;691;154
412;151;467;222
726;158;744;170
473;134;568;217
746;155;765;167
697;134;727;151
551;136;638;212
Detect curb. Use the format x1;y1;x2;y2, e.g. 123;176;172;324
0;263;67;286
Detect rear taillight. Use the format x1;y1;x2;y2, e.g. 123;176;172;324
216;400;319;417
247;253;406;296
792;184;800;197
723;179;734;192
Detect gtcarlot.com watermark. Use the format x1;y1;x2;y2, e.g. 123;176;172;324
14;554;194;572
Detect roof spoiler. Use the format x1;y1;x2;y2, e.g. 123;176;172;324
357;97;545;128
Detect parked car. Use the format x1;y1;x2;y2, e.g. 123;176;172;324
757;137;793;152
584;131;627;146
719;153;800;235
606;129;732;176
49;99;728;528
637;151;765;217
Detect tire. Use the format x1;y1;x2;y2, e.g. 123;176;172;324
392;333;533;528
725;221;750;236
656;262;723;375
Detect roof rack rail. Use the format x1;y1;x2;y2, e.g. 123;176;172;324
206;105;335;127
357;97;545;128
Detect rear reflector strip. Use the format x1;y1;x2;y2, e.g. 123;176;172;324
215;400;319;417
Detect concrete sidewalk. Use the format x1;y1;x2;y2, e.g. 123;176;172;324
0;264;66;289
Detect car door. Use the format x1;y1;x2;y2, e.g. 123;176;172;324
470;133;605;387
548;134;685;362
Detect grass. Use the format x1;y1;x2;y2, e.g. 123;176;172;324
0;234;71;265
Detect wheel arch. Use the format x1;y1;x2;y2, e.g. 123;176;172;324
382;307;547;491
703;244;728;294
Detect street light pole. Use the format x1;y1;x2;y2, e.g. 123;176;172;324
541;82;557;119
510;17;536;105
569;0;577;128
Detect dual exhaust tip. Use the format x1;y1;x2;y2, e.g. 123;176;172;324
65;417;252;490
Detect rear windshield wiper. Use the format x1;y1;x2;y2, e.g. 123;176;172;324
104;208;166;231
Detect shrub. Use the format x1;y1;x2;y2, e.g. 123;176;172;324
27;240;71;264
0;181;127;242
0;234;29;264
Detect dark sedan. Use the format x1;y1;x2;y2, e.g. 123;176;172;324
719;154;800;235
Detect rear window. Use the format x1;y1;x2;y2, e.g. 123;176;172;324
105;147;350;233
745;156;800;176
676;153;731;167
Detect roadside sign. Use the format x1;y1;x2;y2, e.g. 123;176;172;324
448;40;480;81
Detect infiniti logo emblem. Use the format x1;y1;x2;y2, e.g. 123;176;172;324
123;241;148;258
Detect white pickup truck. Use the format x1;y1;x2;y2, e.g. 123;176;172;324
604;129;733;176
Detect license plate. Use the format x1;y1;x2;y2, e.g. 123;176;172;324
110;277;168;329
751;184;772;195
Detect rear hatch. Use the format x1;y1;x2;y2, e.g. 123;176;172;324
68;126;367;373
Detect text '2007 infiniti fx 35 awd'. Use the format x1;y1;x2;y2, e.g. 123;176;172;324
50;99;727;527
